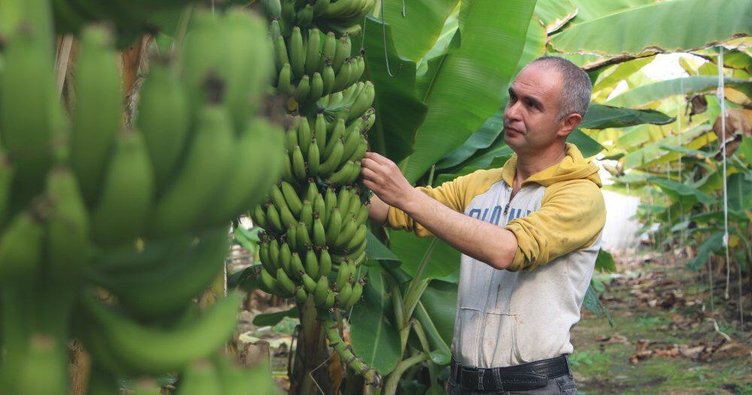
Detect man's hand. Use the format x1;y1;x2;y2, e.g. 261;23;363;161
361;152;418;211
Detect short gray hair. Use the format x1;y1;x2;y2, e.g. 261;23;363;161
529;56;592;120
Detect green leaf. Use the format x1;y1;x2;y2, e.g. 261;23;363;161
252;306;298;327
581;104;674;129
420;280;458;349
582;281;613;325
687;231;725;271
403;0;536;183
728;173;752;213
363;17;428;164
591;57;654;102
594;248;616;273
350;264;402;375
648;176;716;205
388;231;460;282
366;230;401;262
380;0;460;62
605;76;752;108
534;0;577;34
568;129;603;157
550;0;752;57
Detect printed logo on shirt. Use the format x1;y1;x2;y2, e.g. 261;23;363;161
468;205;532;225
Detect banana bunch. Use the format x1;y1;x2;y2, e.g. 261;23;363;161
0;3;284;393
271;20;367;112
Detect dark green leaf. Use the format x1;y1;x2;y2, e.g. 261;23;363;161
568;129;603;157
350;264;402;375
366;230;401;262
420;280;458;349
582;282;612;325
648;176;716;205
380;0;460;62
595;248;616;273
363;17;429;164
581;104;674;129
252;306;298;327
389;231;460;282
687;231;725;271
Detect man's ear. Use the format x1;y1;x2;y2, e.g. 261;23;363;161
557;113;582;138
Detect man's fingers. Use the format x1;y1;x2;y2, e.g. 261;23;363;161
364;151;391;166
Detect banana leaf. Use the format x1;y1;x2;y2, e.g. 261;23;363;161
550;0;752;57
594;248;616;273
582;104;674;129
350;264;402;375
728;173;752;213
388;231;460;283
363;17;428;164
606;76;752;108
378;0;460;62
591;57;654;102
420;280;458;349
533;0;577;34
402;0;535;183
687;231;725;270
647;176;716;205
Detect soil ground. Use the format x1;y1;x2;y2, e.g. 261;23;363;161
570;251;752;395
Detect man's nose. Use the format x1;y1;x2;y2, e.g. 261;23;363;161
504;101;521;121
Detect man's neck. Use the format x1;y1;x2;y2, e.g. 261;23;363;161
513;144;567;189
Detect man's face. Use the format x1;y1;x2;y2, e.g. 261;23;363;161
503;63;566;155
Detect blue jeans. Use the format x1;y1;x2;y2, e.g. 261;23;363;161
446;373;578;394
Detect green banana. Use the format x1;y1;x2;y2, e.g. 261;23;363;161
334;217;358;249
332;34;351;73
305;179;319;203
337;282;352;307
307;139;321;177
0;211;43;283
334;262;351;292
314;113;328;153
313;276;329;306
281;181;303;216
319;138;344;177
175;359;221;395
45;167;90;283
296;222;311;249
345;223;367;252
1;19;57;205
70;26;123;205
148;104;234;238
325;119;346;157
343;281;364;309
273;34;290;74
279;240;292;274
260;266;283;296
252;204;268;229
348;81;375;121
286;224;299;252
291;145;307;181
296;4;314;28
16;335;67;395
355;202;369;224
297;114;312;157
327;160;360;185
0;152;14;226
90;230;229;319
300;200;313;232
278;62;294;96
261;0;282;20
332;59;352;92
302;272;317;293
341;129;361;164
305;28;322;75
201;118;285;226
290;252;305;280
222;9;274;132
312;218;327;249
178;10;227;118
265;204;284;234
289;26;306;79
259;239;271;271
310;72;324;104
136;59;189;188
269;238;280;270
319;248;333;277
325;209;342;245
305;248;319;279
313;193;327;224
295;286;308;303
90;131;154;246
322;64;335;95
294;75;311;103
321;32;337;65
276;268;296;295
80;291;243;374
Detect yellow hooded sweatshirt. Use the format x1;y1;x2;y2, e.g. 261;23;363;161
386;143;606;368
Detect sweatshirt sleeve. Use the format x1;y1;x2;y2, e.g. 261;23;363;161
386;172;480;237
505;179;606;271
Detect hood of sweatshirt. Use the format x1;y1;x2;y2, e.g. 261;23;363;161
500;143;602;188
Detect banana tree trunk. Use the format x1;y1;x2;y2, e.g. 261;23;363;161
290;298;331;395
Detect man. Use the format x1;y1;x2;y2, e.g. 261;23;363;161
361;56;606;394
